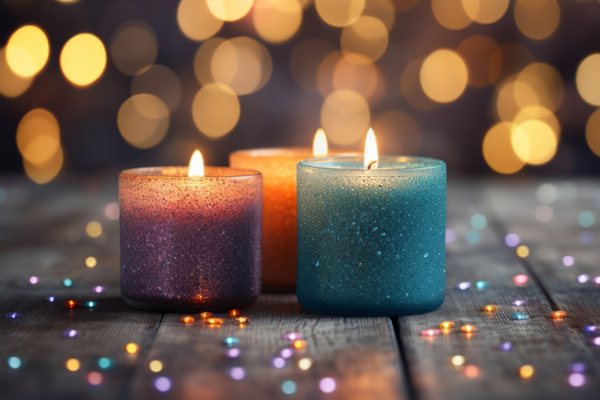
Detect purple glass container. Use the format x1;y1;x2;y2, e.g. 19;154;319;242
119;166;262;311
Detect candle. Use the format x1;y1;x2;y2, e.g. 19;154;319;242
119;150;262;311
297;129;446;316
229;129;336;291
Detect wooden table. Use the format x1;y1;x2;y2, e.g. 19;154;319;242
0;178;598;400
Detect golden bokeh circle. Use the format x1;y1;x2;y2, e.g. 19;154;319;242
511;119;558;165
6;25;50;78
461;0;509;25
482;122;525;174
131;65;182;112
340;16;389;62
431;0;471;30
514;0;560;41
585;109;600;157
576;53;600;107
17;108;61;166
177;0;223;41
110;21;157;75
320;89;370;146
457;35;499;88
60;33;107;87
420;49;469;103
191;83;240;139
117;94;170;149
253;0;303;44
0;47;33;98
206;0;254;22
315;0;366;27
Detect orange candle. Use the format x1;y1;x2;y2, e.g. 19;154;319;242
229;130;332;291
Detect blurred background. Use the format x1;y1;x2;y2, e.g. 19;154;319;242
1;0;600;184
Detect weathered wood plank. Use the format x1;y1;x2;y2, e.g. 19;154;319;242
128;295;406;400
397;182;600;400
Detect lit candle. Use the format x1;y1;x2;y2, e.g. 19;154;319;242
229;129;340;291
297;129;446;316
119;150;262;311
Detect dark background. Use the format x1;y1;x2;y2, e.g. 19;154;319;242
1;0;599;179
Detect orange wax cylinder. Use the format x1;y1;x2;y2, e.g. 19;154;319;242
230;148;312;291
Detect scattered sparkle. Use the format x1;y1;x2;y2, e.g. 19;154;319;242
568;373;586;388
460;324;477;333
63;329;78;338
179;315;195;324
5;312;21;320
475;280;489;290
420;328;441;337
280;348;293;358
223;336;240;347
48;296;55;302
319;377;336;393
149;360;163;373
513;274;529;286
85;301;97;309
97;357;113;370
464;364;480;378
481;304;498;313
281;380;297;395
550;310;568;320
498;341;513;351
63;278;74;287
516;245;530;258
229;366;245;380
272;357;286;368
125;342;139;354
228;309;241;317
154;376;172;392
65;358;80;372
85;256;97;268
64;299;78;309
577;274;590;284
235;316;250;325
519;364;535;379
562;255;575;268
570;362;586;374
451;355;465;367
456;281;471;291
87;371;103;386
438;321;455;330
511;312;530;320
292;339;307;350
7;356;22;369
206;317;224;327
93;285;106;294
592;337;600;347
283;332;301;341
513;299;527;306
28;276;39;285
225;348;241;359
199;311;213;320
593;276;600;285
583;325;599;336
504;233;520;247
298;357;313;370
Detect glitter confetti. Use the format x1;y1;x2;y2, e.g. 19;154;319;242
460;324;477;333
497;342;513;352
154;376;171;392
223;337;240;347
519;364;535;379
511;312;530;320
64;299;78;309
179;315;195;324
481;304;498;313
420;329;441;337
5;312;21;320
282;332;301;341
149;360;164;372
550;310;568;319
512;299;527;306
512;274;529;286
319;377;336;393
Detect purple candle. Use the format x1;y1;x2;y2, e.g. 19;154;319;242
119;150;262;311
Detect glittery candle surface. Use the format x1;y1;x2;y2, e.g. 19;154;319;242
119;166;262;312
297;156;446;316
230;148;313;292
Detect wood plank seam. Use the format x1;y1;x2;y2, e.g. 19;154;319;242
392;317;419;400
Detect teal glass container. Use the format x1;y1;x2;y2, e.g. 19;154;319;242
297;156;446;316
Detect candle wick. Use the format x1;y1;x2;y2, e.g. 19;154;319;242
367;161;378;170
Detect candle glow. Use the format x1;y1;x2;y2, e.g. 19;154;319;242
187;149;204;177
363;128;379;169
312;128;328;157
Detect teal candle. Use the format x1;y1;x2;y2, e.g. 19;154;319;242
297;155;446;316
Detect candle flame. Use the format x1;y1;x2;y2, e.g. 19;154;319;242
188;150;204;177
312;128;328;157
363;128;379;169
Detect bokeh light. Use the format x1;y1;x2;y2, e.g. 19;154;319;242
320;89;370;146
177;0;223;42
431;0;471;30
399;58;436;111
315;0;365;27
576;53;600;107
194;38;226;86
117;94;170;149
0;47;33;98
206;0;254;22
210;37;273;95
514;0;560;40
5;25;49;78
363;0;395;31
253;0;303;44
110;21;157;76
332;53;380;99
16;108;61;166
461;0;509;25
585;109;600;157
60;33;107;87
517;62;564;111
511;119;558;165
290;39;334;93
482;122;525;174
192;83;240;139
340;16;389;62
420;49;468;103
457;35;499;88
131;65;182;112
